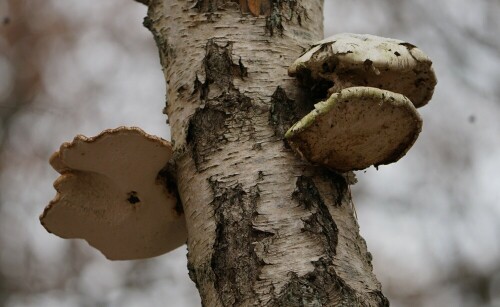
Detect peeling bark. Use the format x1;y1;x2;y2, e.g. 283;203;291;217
145;0;388;305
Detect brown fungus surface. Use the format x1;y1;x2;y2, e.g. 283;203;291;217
40;127;187;260
285;87;422;172
289;33;437;108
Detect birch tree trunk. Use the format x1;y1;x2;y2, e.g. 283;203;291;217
144;0;389;305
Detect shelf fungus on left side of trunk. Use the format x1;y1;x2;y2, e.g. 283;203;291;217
40;127;187;260
285;33;437;172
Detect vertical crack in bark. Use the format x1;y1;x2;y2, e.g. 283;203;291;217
201;40;245;94
158;162;184;215
293;176;338;256
268;175;389;306
187;108;229;169
187;88;254;170
266;176;360;306
264;176;347;305
192;39;247;102
187;40;255;170
269;86;309;143
209;179;271;306
323;170;351;208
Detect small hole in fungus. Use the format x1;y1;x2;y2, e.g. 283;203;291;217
394;51;401;56
127;191;140;204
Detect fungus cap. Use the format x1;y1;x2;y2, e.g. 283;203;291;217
289;33;437;108
285;87;422;172
40;127;186;260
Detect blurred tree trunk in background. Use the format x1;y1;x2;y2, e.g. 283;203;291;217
0;1;47;154
145;0;388;305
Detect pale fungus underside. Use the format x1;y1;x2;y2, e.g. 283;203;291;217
40;127;187;260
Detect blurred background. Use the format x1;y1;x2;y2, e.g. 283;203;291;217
0;0;499;306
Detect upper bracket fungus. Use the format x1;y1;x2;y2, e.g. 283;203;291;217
288;33;437;108
40;127;187;260
286;33;437;172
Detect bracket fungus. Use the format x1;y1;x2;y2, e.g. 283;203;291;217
289;33;437;108
286;33;437;171
40;127;187;260
286;87;422;172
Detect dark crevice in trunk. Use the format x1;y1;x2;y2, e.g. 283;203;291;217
269;86;310;144
293;176;338;255
209;179;270;306
187;107;229;169
187;40;254;170
158;162;184;214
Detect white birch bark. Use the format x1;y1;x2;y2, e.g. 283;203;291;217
145;0;388;305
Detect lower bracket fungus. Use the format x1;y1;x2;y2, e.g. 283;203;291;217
40;127;187;260
285;87;422;172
